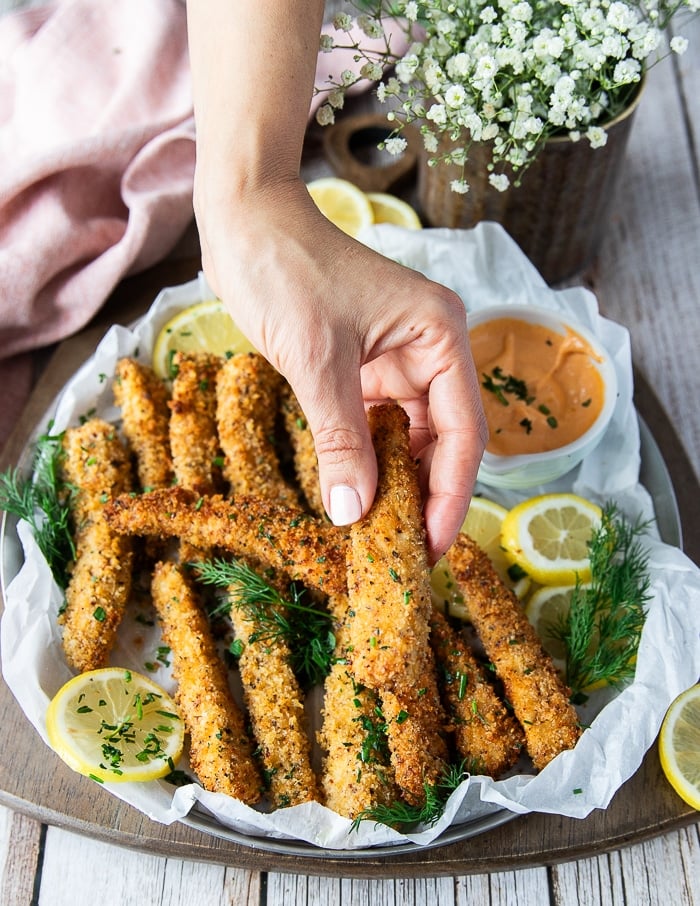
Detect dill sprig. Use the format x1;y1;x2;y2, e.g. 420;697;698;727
549;503;652;702
351;761;468;833
0;426;75;589
193;556;336;689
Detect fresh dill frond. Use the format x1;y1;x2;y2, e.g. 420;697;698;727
193;556;336;689
351;761;468;833
0;426;75;588
549;503;652;701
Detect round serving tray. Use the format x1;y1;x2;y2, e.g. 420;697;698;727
0;262;696;875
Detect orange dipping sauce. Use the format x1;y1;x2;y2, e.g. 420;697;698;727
470;316;605;456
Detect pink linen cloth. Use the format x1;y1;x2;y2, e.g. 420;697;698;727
0;0;405;451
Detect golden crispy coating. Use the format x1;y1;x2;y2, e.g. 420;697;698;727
59;419;134;672
430;609;524;778
216;357;321;806
279;383;325;519
227;598;320;808
344;403;449;806
104;487;348;595
318;594;398;818
380;663;448;806
216;354;299;507
169;352;223;496
445;533;582;770
151;560;262;802
113;358;173;491
345;403;434;693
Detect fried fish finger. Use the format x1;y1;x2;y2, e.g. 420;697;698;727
59;419;134;673
113;358;173;491
151;560;262;802
345;403;434;692
217;354;322;806
104;487;347;595
318;594;398;818
226;590;321;807
216;354;299;506
379;665;448;807
279;383;324;519
430;609;524;778
169;352;223;497
345;403;449;804
445;533;582;770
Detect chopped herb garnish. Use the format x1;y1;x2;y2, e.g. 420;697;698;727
351;761;467;832
194;557;335;688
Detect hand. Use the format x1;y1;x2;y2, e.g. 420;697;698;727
194;175;488;562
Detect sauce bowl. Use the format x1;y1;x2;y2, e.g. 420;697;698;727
468;305;618;489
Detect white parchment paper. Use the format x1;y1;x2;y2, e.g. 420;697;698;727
2;223;699;851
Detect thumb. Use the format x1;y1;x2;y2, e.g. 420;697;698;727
293;370;377;527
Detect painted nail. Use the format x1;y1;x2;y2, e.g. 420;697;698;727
329;485;362;526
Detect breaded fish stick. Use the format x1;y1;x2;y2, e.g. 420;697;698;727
430;609;524;778
217;356;322;807
59;419;134;673
318;594;398;818
227;595;320;807
346;403;449;804
445;533;582;770
345;403;434;692
113;358;173;491
216;354;299;507
104;487;347;595
379;648;449;806
279;383;324;519
169;352;222;496
151;560;262;802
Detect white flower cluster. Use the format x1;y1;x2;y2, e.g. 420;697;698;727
317;0;697;190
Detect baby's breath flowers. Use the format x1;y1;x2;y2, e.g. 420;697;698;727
317;0;697;191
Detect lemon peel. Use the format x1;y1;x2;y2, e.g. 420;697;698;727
659;684;700;811
306;177;374;238
366;191;422;229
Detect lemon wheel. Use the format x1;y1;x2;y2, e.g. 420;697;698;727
659;684;700;810
501;493;602;586
46;668;185;784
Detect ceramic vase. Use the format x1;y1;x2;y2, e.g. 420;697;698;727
417;85;644;284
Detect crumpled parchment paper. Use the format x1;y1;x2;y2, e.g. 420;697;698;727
2;222;699;851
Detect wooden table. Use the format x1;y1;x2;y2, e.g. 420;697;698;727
1;8;699;906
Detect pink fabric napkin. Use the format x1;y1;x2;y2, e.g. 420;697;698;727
0;1;406;452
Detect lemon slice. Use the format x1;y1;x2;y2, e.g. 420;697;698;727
46;668;184;783
501;493;602;586
367;192;422;229
307;177;374;238
525;584;594;672
659;684;700;810
152;299;256;379
431;496;530;619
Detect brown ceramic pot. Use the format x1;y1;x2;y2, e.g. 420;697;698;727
417;86;644;284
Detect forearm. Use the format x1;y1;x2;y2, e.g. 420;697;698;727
186;0;325;197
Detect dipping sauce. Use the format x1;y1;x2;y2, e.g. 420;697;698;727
470;316;605;457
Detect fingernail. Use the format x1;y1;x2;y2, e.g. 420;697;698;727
329;485;362;526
